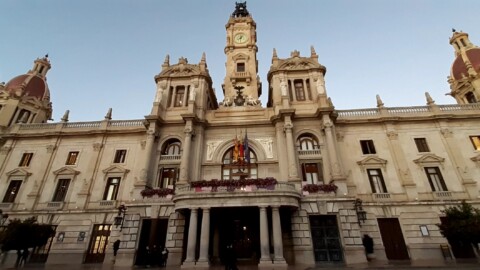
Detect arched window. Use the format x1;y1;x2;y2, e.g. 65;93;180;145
222;147;257;180
297;134;320;151
162;139;181;156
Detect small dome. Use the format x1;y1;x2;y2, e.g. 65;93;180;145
451;48;480;80
4;74;48;100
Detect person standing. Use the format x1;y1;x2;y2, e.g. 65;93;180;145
161;247;169;267
362;234;375;261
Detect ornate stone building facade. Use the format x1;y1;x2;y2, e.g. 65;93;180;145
1;3;479;268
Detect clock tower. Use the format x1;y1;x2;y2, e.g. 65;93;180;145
221;2;261;106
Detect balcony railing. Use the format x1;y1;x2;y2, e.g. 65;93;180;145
160;155;181;161
297;149;321;156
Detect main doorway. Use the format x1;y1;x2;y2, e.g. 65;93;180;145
377;218;409;260
212;207;260;265
84;224;111;263
135;218;169;266
309;215;343;263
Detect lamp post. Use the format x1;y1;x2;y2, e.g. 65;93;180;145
353;199;367;226
114;204;127;231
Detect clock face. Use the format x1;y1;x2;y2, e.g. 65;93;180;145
234;33;248;44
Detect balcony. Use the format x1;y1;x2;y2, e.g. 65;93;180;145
297;149;321;158
160;154;181;162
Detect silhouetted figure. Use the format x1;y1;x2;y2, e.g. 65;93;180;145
224;245;237;270
362;234;375;261
15;250;21;267
113;240;121;256
144;246;152;267
161;247;169;267
20;248;29;266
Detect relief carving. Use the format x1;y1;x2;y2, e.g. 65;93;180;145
254;138;274;158
206;140;223;161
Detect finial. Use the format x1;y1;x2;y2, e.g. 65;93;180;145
310;46;317;57
105;108;112;120
163;54;170;65
201;52;206;62
452;28;456;33
61;110;70;122
45;53;49;58
376;94;384;108
272;48;278;58
425;92;435;105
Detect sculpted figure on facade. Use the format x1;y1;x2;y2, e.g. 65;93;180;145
255;138;273;158
280;78;288;96
246;95;259;106
155;83;165;103
316;77;325;95
206;140;223;161
189;85;196;101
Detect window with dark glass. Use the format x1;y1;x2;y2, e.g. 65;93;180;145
3;180;22;203
65;151;79;165
162;139;181;156
19;153;34;167
294;79;305;101
360;140;376;154
174;86;185;107
113;150;127;163
414;138;430;152
367;169;387;193
158;168;178;188
16;109;31;123
236;63;245;72
103;177;121;200
301;163;324;184
465;92;477;104
52;179;71;202
470;136;480;151
424;167;447;192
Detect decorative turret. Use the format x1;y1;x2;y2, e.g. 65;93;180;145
448;30;480;104
0;56;53;127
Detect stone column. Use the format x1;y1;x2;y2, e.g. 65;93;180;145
183;208;198;266
271;206;286;264
284;119;299;180
141;129;156;186
323;116;343;179
259;206;271;264
178;124;193;184
197;208;210;266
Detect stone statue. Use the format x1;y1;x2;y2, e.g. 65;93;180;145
280;79;288;96
246;95;259;106
316;77;326;95
189;85;196;101
155;83;165;103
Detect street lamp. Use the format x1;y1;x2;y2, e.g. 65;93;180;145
353;199;367;226
114;204;127;231
0;209;9;226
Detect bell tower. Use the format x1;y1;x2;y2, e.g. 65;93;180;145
221;2;261;107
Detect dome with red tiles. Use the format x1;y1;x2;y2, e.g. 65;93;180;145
4;74;49;100
451;48;480;80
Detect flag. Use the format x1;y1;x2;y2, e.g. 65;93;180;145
244;130;250;163
233;135;239;163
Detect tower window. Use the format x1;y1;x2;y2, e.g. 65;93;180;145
294;80;305;101
19;153;34;167
465;92;477;103
414;138;430;152
236;63;245;72
460;39;467;47
360;140;376;154
174;86;185;107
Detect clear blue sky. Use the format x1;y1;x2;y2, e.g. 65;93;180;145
1;0;479;122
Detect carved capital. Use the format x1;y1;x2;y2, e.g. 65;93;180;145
92;143;103;151
0;146;12;154
386;131;398;140
440;128;452;138
283;122;293;131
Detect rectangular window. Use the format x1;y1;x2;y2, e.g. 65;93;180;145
301;163;324;184
294;79;305;101
470;136;480;151
236;63;245;72
367;169;387;193
19;153;34;167
174;86;185;107
103;177;121;200
65;151;79;165
159;168;178;188
113;150;127;163
414;138;430;152
424;167;447;191
360;140;376;154
52;179;71;202
3;180;22;203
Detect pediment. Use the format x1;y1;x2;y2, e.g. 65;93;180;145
53;167;81;176
357;156;388;167
102;165;130;174
413;154;445;164
6;168;32;177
